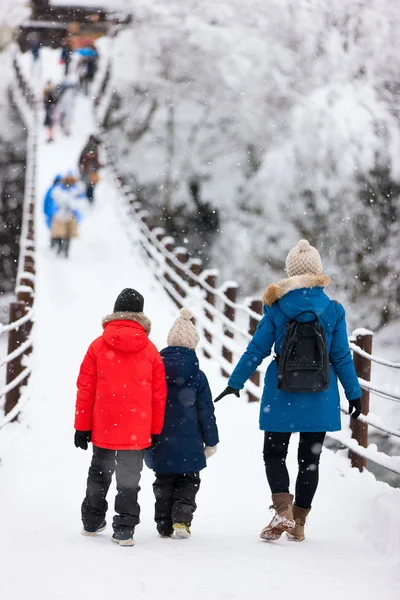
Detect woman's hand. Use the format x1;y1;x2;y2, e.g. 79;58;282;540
214;386;240;403
348;398;362;419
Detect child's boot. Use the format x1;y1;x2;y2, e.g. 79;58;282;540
260;493;295;541
81;520;106;537
157;523;173;538
111;529;135;546
173;523;191;538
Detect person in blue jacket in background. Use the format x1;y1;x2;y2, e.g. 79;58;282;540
145;308;219;539
43;174;85;256
43;174;62;235
215;239;362;543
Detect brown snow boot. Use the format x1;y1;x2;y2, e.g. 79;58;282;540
260;493;295;541
286;505;311;542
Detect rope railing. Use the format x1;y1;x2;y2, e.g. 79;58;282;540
0;58;38;426
340;407;400;439
358;378;400;403
349;342;400;369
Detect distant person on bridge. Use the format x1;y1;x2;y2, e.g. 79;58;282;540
50;174;83;257
74;288;167;546
28;32;42;74
78;134;101;203
77;44;99;95
215;239;362;543
43;81;57;143
56;77;78;136
145;308;219;539
60;38;73;76
43;174;62;230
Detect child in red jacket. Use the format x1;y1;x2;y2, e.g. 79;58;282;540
74;288;167;546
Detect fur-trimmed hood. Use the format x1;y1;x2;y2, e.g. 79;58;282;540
101;312;152;354
102;312;151;335
262;274;331;307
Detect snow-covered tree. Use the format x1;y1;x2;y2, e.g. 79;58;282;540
109;0;400;328
0;0;29;51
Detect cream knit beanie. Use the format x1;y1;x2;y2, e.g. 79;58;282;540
285;239;323;277
167;307;200;350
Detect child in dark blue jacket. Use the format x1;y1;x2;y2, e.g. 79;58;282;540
145;308;219;538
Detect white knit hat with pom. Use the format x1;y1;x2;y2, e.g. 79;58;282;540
167;307;200;350
285;239;323;277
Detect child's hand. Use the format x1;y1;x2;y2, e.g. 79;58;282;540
74;430;91;450
151;434;161;447
204;445;218;460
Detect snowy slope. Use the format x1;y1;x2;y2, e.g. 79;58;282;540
0;52;399;600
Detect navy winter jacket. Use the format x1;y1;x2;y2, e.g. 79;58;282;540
145;346;219;474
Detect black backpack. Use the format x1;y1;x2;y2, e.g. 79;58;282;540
277;311;330;393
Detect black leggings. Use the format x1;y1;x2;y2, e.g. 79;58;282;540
263;431;326;509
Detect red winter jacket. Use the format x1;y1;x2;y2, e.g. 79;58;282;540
75;313;167;450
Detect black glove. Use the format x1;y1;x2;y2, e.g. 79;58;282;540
151;434;161;447
74;430;91;450
214;386;240;403
348;398;362;420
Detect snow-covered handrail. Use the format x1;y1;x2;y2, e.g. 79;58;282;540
0;337;33;368
358;378;400;403
327;431;400;475
0;367;31;398
0;308;34;335
340;407;400;439
0;56;38;427
0;392;30;430
349;342;400;369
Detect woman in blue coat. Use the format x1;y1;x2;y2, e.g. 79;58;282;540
215;240;361;542
145;308;219;539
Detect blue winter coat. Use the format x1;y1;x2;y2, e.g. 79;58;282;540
43;177;62;228
145;347;219;474
228;282;361;433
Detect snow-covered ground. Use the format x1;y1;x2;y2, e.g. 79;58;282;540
0;49;399;600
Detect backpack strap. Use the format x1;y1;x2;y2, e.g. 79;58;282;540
291;310;319;322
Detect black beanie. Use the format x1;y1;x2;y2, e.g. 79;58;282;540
113;288;144;313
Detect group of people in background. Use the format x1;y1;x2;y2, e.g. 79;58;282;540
40;36;99;143
43;135;102;257
37;31;102;256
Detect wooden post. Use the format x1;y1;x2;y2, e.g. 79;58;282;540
349;330;373;471
126;192;137;205
221;282;239;377
17;283;34;308
173;247;189;307
202;270;218;359
132;201;143;214
161;237;176;305
24;257;35;281
247;299;263;402
153;227;166;242
5;302;28;418
185;259;202;327
188;259;202;287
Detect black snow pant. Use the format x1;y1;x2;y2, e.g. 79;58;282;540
52;237;70;257
263;431;326;509
82;445;144;535
86;182;95;203
153;473;200;535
